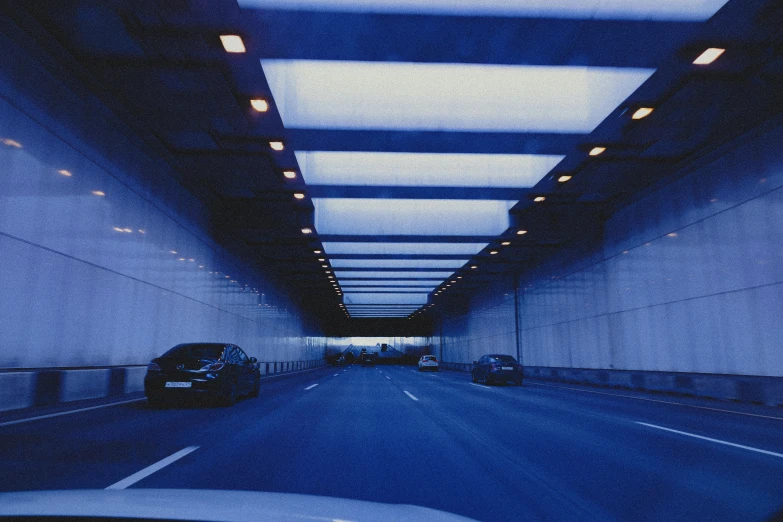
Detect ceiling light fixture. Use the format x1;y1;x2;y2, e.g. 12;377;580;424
270;141;284;151
534;196;546;202
517;230;527;235
318;258;325;262
250;99;269;112
220;35;245;53
589;146;606;156
471;265;478;269
283;171;297;179
558;175;572;183
302;228;313;234
502;241;510;246
490;250;498;255
693;47;725;65
631;107;654;120
294;193;305;200
57;169;72;177
92;190;105;196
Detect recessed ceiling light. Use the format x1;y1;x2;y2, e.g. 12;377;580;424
589;146;606;156
123;228;133;233
558;175;572;183
693;47;725;65
270;141;284;151
170;250;177;254
179;258;186;261
490;250;498;255
1;138;22;148
250;99;269;112
631;107;654;120
471;265;478;269
57;169;72;177
501;241;510;246
318;258;325;262
92;190;105;196
113;227;123;232
450;280;456;283
294;193;305;200
220;35;245;53
314;250;322;254
534;196;546;202
322;264;328;268
517;230;527;235
302;227;313;234
138;229;145;234
283;171;297;179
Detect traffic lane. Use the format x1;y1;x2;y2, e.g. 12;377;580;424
385;365;783;521
407;366;783;456
138;363;598;522
0;366;335;492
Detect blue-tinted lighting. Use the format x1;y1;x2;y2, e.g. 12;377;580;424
296;152;563;188
331;259;468;269
242;0;728;20
314;198;515;236
323;242;488;255
335;271;455;279
262;60;654;133
344;293;429;305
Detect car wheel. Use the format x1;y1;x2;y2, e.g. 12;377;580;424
249;377;260;398
221;382;238;406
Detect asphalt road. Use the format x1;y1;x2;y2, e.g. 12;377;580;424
2;365;783;521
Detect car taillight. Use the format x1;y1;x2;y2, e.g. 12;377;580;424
199;362;225;372
147;362;161;372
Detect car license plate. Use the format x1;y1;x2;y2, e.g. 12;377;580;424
165;382;191;388
502;366;514;371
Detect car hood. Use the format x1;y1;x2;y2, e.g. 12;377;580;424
0;489;477;521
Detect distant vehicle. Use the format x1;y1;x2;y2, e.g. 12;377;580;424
359;352;377;366
471;354;523;385
144;343;260;406
418;355;439;372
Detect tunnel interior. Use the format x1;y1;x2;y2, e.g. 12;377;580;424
2;1;783;520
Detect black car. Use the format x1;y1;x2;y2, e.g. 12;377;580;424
144;343;261;406
471;354;523;385
359;352;377;366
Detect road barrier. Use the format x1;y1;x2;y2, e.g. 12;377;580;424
0;359;327;413
439;362;783;406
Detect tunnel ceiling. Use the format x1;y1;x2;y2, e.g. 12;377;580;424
10;0;783;326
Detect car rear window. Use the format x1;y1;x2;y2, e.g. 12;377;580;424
491;355;517;363
424;356;436;360
163;343;225;359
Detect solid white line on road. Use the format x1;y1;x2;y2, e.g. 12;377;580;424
305;384;319;390
528;382;783;421
105;446;199;490
0;398;146;428
637;422;783;459
404;390;419;401
469;383;491;389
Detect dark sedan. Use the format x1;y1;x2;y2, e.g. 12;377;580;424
144;343;260;406
471;354;523;386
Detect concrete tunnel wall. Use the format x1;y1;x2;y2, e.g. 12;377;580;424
0;24;325;411
439;114;783;404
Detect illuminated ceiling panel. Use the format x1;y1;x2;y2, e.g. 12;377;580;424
341;281;439;287
241;0;729;20
323;242;488;255
335;271;455;279
344;293;429;305
262;61;653;133
314;199;515;236
296;152;563;188
331;259;468;269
